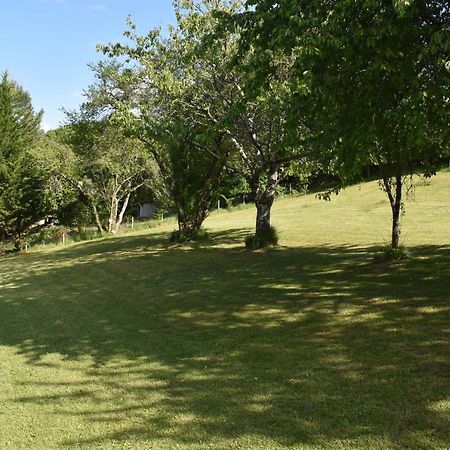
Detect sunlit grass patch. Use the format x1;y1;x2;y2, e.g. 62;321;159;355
0;173;449;449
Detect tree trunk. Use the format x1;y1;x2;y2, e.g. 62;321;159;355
14;217;22;251
108;196;119;234
383;175;402;249
92;205;104;234
392;202;401;249
176;201;189;233
172;143;227;237
177;216;202;235
255;200;272;236
13;234;21;252
254;164;279;238
391;175;402;249
111;193;131;234
175;196;205;236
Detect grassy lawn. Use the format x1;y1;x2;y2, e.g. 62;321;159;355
0;173;449;449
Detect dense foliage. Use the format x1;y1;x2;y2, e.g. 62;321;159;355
43;121;156;234
96;3;239;237
1;0;448;251
222;0;450;247
0;73;50;249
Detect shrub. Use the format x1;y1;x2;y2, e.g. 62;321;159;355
27;226;100;247
28;226;68;246
170;228;209;243
245;226;279;250
376;244;410;262
152;210;166;221
71;228;100;242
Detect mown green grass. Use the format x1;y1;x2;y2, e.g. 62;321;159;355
0;173;449;449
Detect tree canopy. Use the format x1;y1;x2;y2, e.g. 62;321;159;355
0;72;50;249
1;0;448;252
220;0;450;247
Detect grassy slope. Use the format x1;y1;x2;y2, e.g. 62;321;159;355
0;173;449;449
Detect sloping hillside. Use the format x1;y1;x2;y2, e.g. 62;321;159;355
205;170;450;247
0;172;448;449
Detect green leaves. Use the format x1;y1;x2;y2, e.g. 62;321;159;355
93;1;247;232
0;73;51;245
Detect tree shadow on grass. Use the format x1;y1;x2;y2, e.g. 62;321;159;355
0;230;449;448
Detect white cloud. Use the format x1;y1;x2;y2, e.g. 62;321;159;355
41;122;53;132
70;90;85;99
91;4;108;11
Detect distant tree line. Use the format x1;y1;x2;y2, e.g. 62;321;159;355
0;0;448;252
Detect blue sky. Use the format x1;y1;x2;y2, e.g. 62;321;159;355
1;0;176;130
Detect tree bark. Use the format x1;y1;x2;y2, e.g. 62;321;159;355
177;216;203;235
108;196;119;234
14;217;22;251
175;200;190;233
391;175;402;249
392;203;401;249
92;205;104;234
111;193;131;234
175;204;207;236
383;175;402;249
254;163;279;238
255;200;272;236
13;234;21;251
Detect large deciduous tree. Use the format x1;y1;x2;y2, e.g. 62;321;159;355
304;0;450;249
223;60;312;243
41;122;156;234
222;0;450;249
100;0;313;244
97;1;238;239
186;1;314;246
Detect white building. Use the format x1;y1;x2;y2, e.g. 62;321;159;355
138;203;157;219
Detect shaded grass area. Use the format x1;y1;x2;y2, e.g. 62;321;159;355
0;229;449;449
